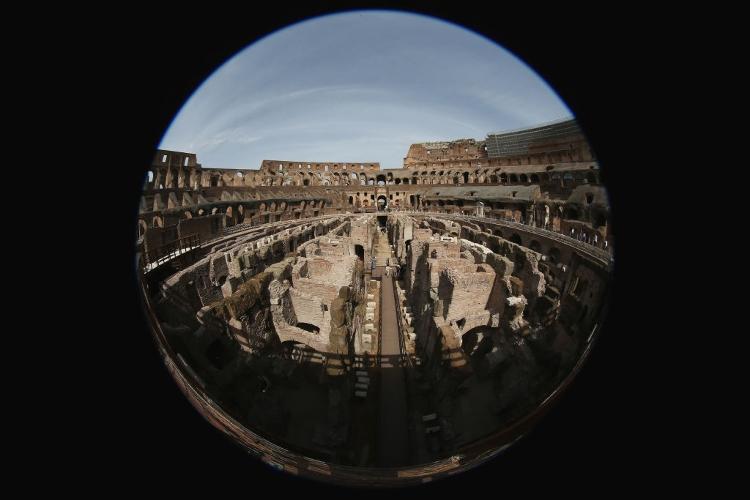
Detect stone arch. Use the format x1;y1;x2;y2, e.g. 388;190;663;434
530;173;540;183
152;215;163;228
509;174;518;183
520;174;529;183
376;174;386;186
509;233;522;245
500;173;508;183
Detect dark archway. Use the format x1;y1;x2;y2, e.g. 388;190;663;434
548;247;561;264
461;326;495;358
564;207;580;220
355;244;364;261
509;233;522;245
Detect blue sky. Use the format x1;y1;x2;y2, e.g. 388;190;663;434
159;10;572;170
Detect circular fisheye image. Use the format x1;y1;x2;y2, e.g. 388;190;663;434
135;10;614;487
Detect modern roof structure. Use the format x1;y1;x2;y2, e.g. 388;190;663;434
485;118;583;158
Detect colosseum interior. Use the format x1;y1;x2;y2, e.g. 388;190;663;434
136;118;613;485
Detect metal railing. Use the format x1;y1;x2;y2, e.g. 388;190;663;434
143;233;201;271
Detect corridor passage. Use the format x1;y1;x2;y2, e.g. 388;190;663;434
376;271;409;466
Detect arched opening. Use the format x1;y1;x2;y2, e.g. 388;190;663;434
493;229;503;238
510;233;522;245
530;174;540;183
520;174;528;183
225;206;235;226
152;216;163;228
348;196;354;205
354;244;364;261
395;178;401;185
376;175;386;186
463;172;469;183
592;212;607;228
490;175;498;183
564;207;580;220
377;195;388;211
303;179;310;186
548;247;561;264
461;326;495;359
529;240;542;253
500;173;508;183
509;174;518;183
137;219;148;237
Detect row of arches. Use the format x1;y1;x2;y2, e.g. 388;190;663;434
146;165;600;191
140;198;327;231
